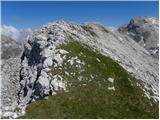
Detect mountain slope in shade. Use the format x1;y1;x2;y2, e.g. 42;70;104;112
1;35;23;59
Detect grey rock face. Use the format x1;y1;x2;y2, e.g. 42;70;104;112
118;16;159;58
18;21;67;107
1;58;21;118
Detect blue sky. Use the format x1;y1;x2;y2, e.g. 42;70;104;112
1;1;159;29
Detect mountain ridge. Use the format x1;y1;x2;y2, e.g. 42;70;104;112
1;16;159;118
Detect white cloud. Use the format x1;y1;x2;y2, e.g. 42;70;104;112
0;24;32;43
1;25;20;41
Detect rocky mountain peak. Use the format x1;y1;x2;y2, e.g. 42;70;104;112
118;16;159;58
130;16;148;25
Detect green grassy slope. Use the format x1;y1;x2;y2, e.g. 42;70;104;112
19;40;158;119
